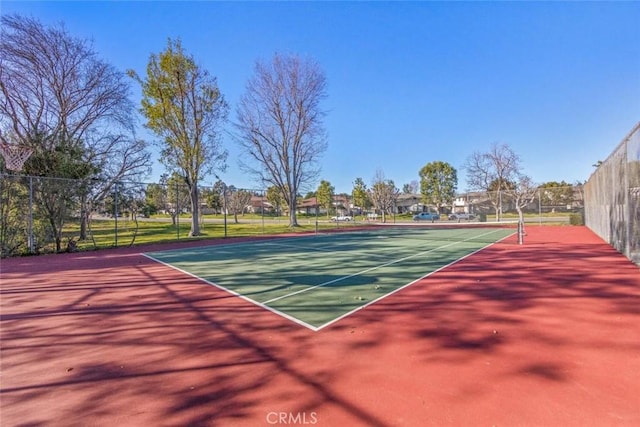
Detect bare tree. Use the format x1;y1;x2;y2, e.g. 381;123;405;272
0;14;151;251
227;189;252;224
79;136;151;240
504;174;538;226
0;15;134;150
369;169;399;223
129;38;228;237
234;53;328;227
464;143;521;221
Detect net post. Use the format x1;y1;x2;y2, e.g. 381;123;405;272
517;220;525;245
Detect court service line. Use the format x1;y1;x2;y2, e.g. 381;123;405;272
262;228;507;305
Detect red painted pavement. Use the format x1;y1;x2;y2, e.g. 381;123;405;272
1;226;638;426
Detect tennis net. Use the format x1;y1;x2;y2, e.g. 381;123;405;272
315;221;520;245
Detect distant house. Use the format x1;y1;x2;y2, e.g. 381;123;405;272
246;195;274;214
452;195;475;214
455;191;494;214
395;193;423;214
297;197;320;215
297;194;354;216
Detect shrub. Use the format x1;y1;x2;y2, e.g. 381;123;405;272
569;212;584;225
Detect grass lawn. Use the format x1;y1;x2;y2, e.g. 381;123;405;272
29;211;573;254
67;215;359;251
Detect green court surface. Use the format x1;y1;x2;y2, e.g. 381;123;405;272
143;226;515;330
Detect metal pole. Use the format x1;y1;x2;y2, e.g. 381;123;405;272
114;184;118;247
199;186;204;233
538;189;542;226
261;191;265;234
518;220;524;245
28;176;34;253
223;184;227;238
176;182;179;240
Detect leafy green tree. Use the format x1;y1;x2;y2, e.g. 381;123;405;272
165;173;191;226
144;183;165;217
419;161;457;214
539;181;574;208
25;136;99;252
352;177;370;216
129;38;228;237
316;180;335;218
266;185;285;216
200;186;220;213
209;180;227;213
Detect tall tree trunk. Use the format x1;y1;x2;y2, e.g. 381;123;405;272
288;193;299;227
79;194;91;241
189;184;200;237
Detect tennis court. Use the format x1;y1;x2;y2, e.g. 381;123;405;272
143;225;515;330
2;225;639;426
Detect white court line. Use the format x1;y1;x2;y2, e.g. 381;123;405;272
143;227;514;332
262;228;508;305
315;229;515;331
141;252;321;330
263;240;337;253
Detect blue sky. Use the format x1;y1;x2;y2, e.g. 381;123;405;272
3;1;639;193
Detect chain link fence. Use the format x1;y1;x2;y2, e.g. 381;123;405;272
584;122;640;266
447;187;583;222
1;171;587;258
0;175;278;257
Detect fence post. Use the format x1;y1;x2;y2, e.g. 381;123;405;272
175;181;180;240
114;183;118;247
222;183;227;238
538;189;542;226
261;191;265;234
28;176;34;253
